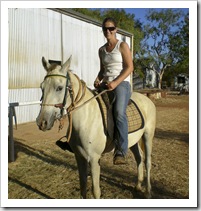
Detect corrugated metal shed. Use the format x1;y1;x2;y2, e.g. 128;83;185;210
8;8;133;123
9;8;62;89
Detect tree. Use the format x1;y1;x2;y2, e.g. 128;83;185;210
72;8;102;21
137;9;188;89
169;12;189;76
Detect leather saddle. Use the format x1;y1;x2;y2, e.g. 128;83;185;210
94;90;145;139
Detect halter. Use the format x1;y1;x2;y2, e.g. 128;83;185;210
40;72;73;118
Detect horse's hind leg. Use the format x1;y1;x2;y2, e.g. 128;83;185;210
90;155;101;199
143;131;154;199
130;141;144;192
75;155;88;199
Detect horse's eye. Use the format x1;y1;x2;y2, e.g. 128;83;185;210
56;86;63;91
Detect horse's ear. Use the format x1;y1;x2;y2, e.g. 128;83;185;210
42;57;50;72
61;55;72;73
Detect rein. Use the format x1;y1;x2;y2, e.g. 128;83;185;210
40;72;108;141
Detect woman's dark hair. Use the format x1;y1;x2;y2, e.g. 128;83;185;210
102;17;117;28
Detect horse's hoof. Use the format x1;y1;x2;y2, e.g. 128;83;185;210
135;183;142;192
145;192;152;199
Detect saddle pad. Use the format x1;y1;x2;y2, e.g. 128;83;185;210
96;92;144;134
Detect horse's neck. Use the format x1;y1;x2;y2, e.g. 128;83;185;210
68;72;95;107
68;72;101;132
69;72;80;95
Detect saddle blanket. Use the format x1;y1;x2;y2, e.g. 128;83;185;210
95;91;145;135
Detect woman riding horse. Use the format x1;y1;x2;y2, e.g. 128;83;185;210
94;17;133;165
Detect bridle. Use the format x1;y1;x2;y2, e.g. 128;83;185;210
40;72;73;118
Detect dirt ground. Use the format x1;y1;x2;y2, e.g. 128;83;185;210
8;94;189;199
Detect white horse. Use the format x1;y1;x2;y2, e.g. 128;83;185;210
36;56;156;199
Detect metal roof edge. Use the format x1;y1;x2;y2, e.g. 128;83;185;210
49;8;133;38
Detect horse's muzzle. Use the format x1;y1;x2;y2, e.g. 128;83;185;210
36;116;55;131
37;120;49;131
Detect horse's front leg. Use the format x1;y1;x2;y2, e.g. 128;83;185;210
75;155;88;199
90;155;101;199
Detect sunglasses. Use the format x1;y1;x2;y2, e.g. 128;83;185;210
102;27;116;32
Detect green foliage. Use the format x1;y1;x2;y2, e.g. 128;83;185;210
72;8;102;21
168;12;189;75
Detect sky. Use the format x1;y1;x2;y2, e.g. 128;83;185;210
124;8;189;22
124;8;150;22
101;8;189;24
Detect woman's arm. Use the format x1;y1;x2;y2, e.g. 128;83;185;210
94;48;105;88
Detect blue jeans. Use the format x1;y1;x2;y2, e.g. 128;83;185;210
113;81;131;156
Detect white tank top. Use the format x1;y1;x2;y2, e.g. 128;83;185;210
99;40;130;82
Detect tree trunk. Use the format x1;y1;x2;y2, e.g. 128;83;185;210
158;75;162;89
